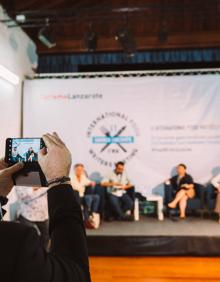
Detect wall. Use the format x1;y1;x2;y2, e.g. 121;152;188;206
0;5;37;155
0;6;38;219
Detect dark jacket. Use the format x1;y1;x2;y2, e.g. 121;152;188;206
0;184;91;282
170;173;194;194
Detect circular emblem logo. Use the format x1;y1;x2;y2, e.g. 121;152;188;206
87;112;140;167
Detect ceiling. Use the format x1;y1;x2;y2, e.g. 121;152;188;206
1;0;220;55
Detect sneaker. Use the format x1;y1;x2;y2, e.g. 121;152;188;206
125;210;131;216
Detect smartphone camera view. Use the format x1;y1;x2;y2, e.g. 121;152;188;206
8;138;42;163
5;138;47;187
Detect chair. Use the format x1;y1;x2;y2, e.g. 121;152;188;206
205;183;217;211
164;183;205;216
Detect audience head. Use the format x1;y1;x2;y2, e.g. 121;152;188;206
115;161;125;174
177;163;187;176
74;163;85;176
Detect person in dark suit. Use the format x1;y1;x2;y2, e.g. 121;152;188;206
165;163;195;219
0;132;91;282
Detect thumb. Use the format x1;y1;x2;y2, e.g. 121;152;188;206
38;147;47;160
38;148;48;167
4;162;24;175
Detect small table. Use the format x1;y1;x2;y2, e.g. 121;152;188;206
146;194;164;221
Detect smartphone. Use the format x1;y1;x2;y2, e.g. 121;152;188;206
5;138;47;187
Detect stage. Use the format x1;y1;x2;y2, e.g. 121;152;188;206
86;216;220;256
89;256;220;282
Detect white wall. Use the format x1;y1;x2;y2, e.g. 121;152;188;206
0;81;21;156
0;6;38;219
0;5;37;155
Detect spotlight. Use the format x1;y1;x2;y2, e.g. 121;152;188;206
15;14;26;23
115;28;136;57
84;31;97;52
38;27;56;48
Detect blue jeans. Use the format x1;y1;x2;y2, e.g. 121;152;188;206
108;193;133;218
81;194;100;219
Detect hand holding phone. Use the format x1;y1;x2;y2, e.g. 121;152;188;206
0;158;24;197
38;132;71;182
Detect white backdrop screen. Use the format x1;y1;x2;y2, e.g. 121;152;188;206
23;74;220;195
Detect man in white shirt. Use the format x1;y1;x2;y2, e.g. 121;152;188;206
211;173;220;223
15;186;49;250
101;161;134;221
71;164;100;220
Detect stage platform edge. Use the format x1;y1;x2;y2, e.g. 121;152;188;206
87;235;220;256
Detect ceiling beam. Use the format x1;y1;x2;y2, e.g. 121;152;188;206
36;31;220;54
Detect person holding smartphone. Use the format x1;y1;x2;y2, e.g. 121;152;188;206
0;132;91;282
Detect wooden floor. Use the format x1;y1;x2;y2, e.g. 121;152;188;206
89;257;220;282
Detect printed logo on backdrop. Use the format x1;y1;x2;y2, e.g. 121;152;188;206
87;112;140;167
43;93;103;100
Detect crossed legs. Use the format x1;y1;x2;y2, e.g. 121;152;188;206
168;189;188;218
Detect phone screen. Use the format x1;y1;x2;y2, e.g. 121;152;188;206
6;138;44;163
5;138;47;187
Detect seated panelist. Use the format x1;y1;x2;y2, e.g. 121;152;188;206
165;163;195;219
101;161;134;221
71;164;100;221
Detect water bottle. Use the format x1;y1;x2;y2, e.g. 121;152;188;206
134;198;139;221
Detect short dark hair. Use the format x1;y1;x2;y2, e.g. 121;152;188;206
178;163;187;170
74;163;84;169
115;161;125;167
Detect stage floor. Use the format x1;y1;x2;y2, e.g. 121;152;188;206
87;216;220;237
87;216;220;255
90;257;220;282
